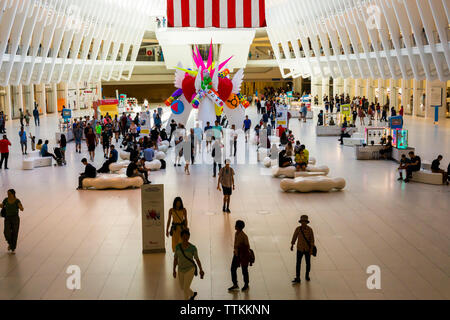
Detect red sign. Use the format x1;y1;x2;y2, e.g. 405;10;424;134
100;99;118;105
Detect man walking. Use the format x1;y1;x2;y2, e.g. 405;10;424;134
217;159;235;213
243;115;251;143
18;127;27;155
228;220;251;292
33;104;40;126
291;215;315;284
0;135;11;169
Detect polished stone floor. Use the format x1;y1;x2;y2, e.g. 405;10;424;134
0;105;448;300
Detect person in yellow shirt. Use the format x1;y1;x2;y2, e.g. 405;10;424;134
299;145;309;165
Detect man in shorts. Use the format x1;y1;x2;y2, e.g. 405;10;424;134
243;115;251;143
217;159;235;213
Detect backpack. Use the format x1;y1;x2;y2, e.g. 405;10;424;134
249;249;255;266
160;159;166;170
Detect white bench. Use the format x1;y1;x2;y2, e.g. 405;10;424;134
280;176;346;193
109;161;130;172
82;174;144;190
120;150;130;160
411;170;444;185
343;137;364;146
272;165;330;178
23;157;53;170
316;126;357;136
355;145;384;160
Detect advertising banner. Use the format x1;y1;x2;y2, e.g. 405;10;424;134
141;184;166;254
140;110;152;135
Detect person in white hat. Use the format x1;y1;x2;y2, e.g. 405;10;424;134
217;159;235;213
290;215;315;284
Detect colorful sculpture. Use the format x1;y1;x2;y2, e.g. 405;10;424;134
165;41;246;127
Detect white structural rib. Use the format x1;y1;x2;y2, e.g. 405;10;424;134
0;0;163;85
266;0;450;81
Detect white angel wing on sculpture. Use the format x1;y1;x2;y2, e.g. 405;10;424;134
212;68;219;91
174;62;185;89
195;66;202;91
231;68;244;94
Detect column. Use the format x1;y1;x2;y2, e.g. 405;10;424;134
401;79;412;115
5;86;12;121
37;84;46;115
378;79;387;106
17;85;24;114
412;79;425;117
367;79;375;103
345;78;355;97
293;77;303;95
355;79;361;97
27;85;35;112
333;78;344;96
311;76;322;105
57;82;69;108
389;79;399;108
425;80;447;120
322;77;330;100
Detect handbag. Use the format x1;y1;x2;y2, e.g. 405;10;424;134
179;245;198;277
300;228;317;257
0;199;7;218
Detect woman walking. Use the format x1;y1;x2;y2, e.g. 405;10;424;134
59;134;67;164
0;189;24;253
173;229;205;300
166;197;188;252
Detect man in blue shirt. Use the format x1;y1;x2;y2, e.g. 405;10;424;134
262;112;269;125
143;144;155;162
33;105;40;126
18;127;27;155
243;116;251;143
212;120;223;141
40;140;57;160
97;145;118;173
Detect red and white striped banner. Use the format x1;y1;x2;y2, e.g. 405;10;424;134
167;0;266;28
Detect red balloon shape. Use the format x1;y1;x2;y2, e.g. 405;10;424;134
181;75;196;103
218;77;233;102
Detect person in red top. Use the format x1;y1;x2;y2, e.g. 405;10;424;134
399;105;404;117
0;135;11;169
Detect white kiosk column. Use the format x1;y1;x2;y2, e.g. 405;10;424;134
322;77;330;100
367;79;375;103
378;79;387;106
425;80;446;120
413;79;425;117
311;76;323;105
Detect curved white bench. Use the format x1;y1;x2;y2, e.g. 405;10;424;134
272;165;330;178
280;176;346;192
160;140;170;147
294;171;328;178
155;151;166;160
82;174;144;190
411;170;444;185
23;157;53;170
158;145;169;153
120;151;130;160
145;160;162;171
109;161;130;172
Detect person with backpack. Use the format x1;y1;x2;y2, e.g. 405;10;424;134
291;215;315;284
173;229;205;300
228;220;253;292
0;189;24;253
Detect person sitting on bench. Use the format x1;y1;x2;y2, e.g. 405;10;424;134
77;158;97;190
404;151;421;183
40;140;57;160
397;154;410;181
278;150;293;168
97;145;118;173
431;155;449;185
379;136;393;159
317;110;324;126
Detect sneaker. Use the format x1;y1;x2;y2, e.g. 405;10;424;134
292;278;300;284
189;292;198;300
305;275;310;281
226;208;231;214
222;206;226;212
241;284;249;291
404;178;410;183
397;177;403;181
228;285;239;291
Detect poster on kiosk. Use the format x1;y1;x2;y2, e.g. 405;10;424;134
141;184;165;254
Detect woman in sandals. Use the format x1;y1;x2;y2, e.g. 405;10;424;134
0;189;24;254
166;197;188;252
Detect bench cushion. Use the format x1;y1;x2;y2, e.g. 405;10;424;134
23;157;52;170
82;174;144;189
109;161;130;172
411;170;443;185
280;176;346;192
